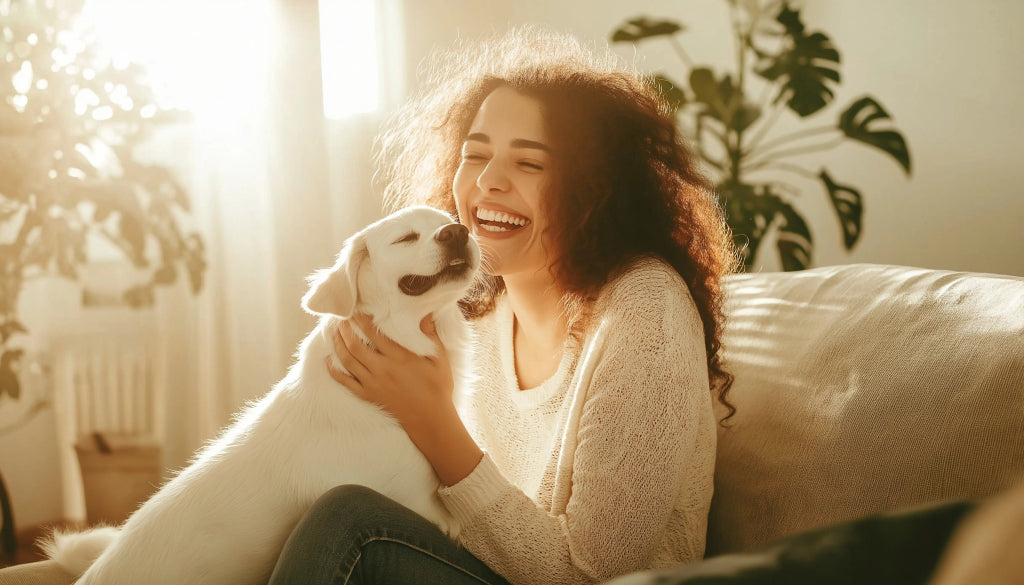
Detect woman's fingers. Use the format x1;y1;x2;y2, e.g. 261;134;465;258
348;313;408;358
325;354;361;390
332;321;374;381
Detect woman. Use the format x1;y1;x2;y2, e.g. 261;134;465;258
267;27;738;585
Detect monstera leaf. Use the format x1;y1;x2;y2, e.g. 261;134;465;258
820;171;863;249
774;199;812;271
755;5;841;117
611;17;683;42
839;96;912;174
720;180;812;271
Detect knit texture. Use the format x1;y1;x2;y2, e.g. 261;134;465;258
438;257;718;585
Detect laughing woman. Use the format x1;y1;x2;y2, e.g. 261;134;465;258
267;27;738;585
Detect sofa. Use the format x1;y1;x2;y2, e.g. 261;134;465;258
3;263;1023;584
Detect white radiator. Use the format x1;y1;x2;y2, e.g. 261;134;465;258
52;328;160;522
61;339;155;436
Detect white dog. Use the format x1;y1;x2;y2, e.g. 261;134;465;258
45;206;480;585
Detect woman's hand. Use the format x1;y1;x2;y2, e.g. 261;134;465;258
326;313;483;486
328;313;453;426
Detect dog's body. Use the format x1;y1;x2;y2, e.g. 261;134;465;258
46;206;480;585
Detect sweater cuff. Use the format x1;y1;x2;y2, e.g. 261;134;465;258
438;453;508;523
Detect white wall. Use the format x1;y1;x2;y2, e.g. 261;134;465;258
391;0;1024;276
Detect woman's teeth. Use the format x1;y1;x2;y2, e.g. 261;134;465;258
475;208;530;232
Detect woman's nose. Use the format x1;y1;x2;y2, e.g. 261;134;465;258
476;160;510;193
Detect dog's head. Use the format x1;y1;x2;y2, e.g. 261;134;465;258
302;206;480;321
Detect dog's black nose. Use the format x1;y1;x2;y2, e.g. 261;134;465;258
435;223;469;248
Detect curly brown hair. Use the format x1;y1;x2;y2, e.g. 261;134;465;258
376;27;739;422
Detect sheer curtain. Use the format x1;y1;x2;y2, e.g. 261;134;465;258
149;0;348;470
79;0;393;482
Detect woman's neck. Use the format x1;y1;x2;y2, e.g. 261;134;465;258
504;272;569;389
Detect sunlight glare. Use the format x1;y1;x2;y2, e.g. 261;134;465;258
318;0;379;119
82;0;272;125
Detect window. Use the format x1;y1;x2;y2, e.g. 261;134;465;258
318;0;380;118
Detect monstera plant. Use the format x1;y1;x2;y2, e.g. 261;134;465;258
0;0;206;404
611;0;911;270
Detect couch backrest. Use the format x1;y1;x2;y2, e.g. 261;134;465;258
707;263;1024;556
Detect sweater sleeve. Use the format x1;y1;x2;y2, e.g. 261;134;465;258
438;263;716;585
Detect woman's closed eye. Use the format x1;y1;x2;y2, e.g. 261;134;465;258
461;152;488;163
518;160;544;172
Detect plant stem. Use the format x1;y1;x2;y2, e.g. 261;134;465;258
668;36;694;68
729;3;749;184
742;92;787;157
745;160;819;180
743;135;844;170
766;180;804;197
753;125;839;154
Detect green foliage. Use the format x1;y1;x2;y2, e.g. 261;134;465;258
0;0;206;401
611;1;911;271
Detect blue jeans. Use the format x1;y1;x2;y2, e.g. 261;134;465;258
267;485;512;585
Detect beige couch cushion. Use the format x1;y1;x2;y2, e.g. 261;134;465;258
707;264;1024;556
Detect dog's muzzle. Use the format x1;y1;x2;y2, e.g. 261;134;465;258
398;224;474;297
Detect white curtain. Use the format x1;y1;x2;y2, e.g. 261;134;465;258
148;0;339;470
67;0;397;479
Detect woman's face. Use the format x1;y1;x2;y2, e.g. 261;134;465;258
453;86;557;281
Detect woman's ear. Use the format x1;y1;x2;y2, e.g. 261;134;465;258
301;234;367;318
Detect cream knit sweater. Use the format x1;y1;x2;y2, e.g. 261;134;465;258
438;257;718;585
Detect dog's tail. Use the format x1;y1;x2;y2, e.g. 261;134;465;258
39;526;120;578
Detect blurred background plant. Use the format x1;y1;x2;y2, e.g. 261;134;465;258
0;0;205;406
612;0;912;271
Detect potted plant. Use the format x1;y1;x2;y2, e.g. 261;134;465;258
611;0;911;270
0;0;206;404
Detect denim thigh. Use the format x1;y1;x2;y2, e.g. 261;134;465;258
267;484;511;585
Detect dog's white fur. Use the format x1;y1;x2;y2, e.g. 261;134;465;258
44;206;480;585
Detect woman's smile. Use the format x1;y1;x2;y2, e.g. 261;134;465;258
472;205;533;236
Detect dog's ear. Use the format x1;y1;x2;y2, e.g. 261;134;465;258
301;234;367;318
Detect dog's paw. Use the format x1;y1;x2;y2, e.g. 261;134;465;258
40;525;120;577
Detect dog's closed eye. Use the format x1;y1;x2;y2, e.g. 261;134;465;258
392;232;419;245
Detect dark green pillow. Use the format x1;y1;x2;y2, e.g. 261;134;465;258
607;500;975;585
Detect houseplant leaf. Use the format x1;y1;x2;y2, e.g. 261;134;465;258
689;68;761;132
183;234;207;294
820;171;863;249
0;350;22;400
838;96;912;174
611;17;683;43
690;68;728;121
755;4;840;117
117;214;148;267
775;200;813;271
719;180;778;268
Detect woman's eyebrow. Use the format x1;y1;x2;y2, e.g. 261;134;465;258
511;138;550;152
464;133;550;152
